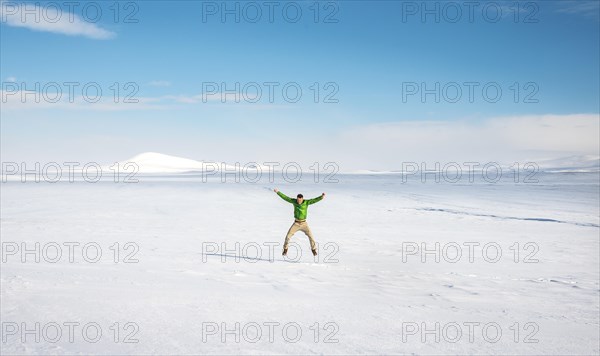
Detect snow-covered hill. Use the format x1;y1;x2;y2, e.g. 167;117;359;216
112;152;248;173
346;155;600;174
536;155;600;172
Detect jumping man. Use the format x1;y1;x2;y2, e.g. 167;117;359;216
274;189;325;256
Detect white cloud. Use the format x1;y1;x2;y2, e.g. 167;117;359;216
555;1;600;18
0;88;284;111
332;114;600;170
0;90;167;111
163;93;258;104
0;1;116;39
5;76;16;82
148;81;172;87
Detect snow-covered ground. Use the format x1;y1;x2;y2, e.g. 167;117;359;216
1;170;599;354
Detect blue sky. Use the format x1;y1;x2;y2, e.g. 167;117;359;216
1;1;599;169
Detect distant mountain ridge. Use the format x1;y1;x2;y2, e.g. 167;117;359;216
113;152;600;174
535;155;599;172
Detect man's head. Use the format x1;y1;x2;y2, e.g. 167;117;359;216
296;194;304;204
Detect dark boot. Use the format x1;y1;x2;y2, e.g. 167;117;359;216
282;248;288;256
312;249;317;256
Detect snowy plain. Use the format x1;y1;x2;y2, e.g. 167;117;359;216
1;158;599;355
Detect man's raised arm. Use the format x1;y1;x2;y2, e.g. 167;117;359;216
307;193;326;205
274;188;294;203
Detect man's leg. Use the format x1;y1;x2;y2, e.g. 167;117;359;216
283;222;301;250
300;222;317;252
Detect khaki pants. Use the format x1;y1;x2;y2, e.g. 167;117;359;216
284;219;316;250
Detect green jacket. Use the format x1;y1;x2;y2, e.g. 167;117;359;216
277;191;323;220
